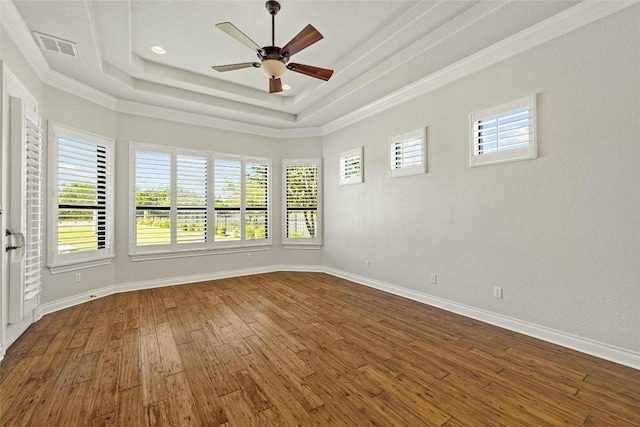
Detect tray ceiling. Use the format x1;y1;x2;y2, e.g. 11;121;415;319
5;1;631;136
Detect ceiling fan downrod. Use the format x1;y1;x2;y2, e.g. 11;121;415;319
266;1;281;47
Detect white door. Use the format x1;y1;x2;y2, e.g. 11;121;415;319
1;63;43;354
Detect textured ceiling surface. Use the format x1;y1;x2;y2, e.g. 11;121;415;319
9;0;597;132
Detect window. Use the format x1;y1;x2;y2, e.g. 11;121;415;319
339;146;363;185
49;124;114;271
214;155;241;241
244;159;270;241
389;128;426;178
470;94;536;167
283;158;322;246
130;143;271;257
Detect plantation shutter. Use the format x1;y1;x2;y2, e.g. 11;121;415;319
389;128;426;177
214;156;242;241
176;153;208;244
391;136;422;169
8;96;43;321
135;150;172;246
283;159;321;243
339;147;363;185
245;158;269;240
56;134;111;253
24;108;43;306
470;95;536;167
472;107;532;156
340;154;360;180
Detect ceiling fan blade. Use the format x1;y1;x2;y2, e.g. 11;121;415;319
280;24;323;57
269;78;283;93
287;63;333;81
216;22;261;52
212;62;259;72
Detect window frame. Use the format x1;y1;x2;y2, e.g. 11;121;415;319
389;128;427;178
282;158;322;247
129;142;272;259
470;94;537;167
339;146;363;186
48;123;115;273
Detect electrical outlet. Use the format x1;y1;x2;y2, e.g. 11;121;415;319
365;260;370;269
246;253;252;260
430;274;437;284
74;273;81;283
493;286;503;299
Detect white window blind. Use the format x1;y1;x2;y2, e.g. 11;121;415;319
8;87;43;320
177;154;208;244
24;109;43;303
339;147;363;185
389;128;426;178
50;124;114;271
214;156;242;241
134;150;172;247
245;159;269;240
470;94;536;167
283;158;322;244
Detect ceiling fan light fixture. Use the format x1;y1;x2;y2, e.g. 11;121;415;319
260;59;286;79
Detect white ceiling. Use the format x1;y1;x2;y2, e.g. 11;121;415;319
5;0;621;135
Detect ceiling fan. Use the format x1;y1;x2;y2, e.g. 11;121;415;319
212;0;333;93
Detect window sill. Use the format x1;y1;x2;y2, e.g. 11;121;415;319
130;244;272;262
48;256;114;274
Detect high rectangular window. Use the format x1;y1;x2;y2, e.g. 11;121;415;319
339;146;363;185
470;94;537;167
389;128;426;178
49;124;114;271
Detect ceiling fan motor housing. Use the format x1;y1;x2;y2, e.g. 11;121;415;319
258;46;287;79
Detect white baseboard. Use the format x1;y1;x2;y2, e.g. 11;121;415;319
324;267;640;370
37;285;113;318
35;264;639;370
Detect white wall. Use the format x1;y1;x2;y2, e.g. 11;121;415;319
38;93;324;304
322;8;639;354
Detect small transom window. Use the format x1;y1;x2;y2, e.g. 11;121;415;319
470;94;537;167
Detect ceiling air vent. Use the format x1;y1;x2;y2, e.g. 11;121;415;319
32;31;79;58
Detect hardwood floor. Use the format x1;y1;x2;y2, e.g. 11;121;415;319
1;272;638;426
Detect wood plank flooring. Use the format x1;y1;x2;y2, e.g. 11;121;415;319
1;272;638;426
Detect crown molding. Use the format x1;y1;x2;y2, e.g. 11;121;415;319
321;0;639;135
44;70;118;110
115;99;322;139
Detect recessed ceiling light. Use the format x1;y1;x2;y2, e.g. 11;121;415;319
150;45;166;55
282;84;291;91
